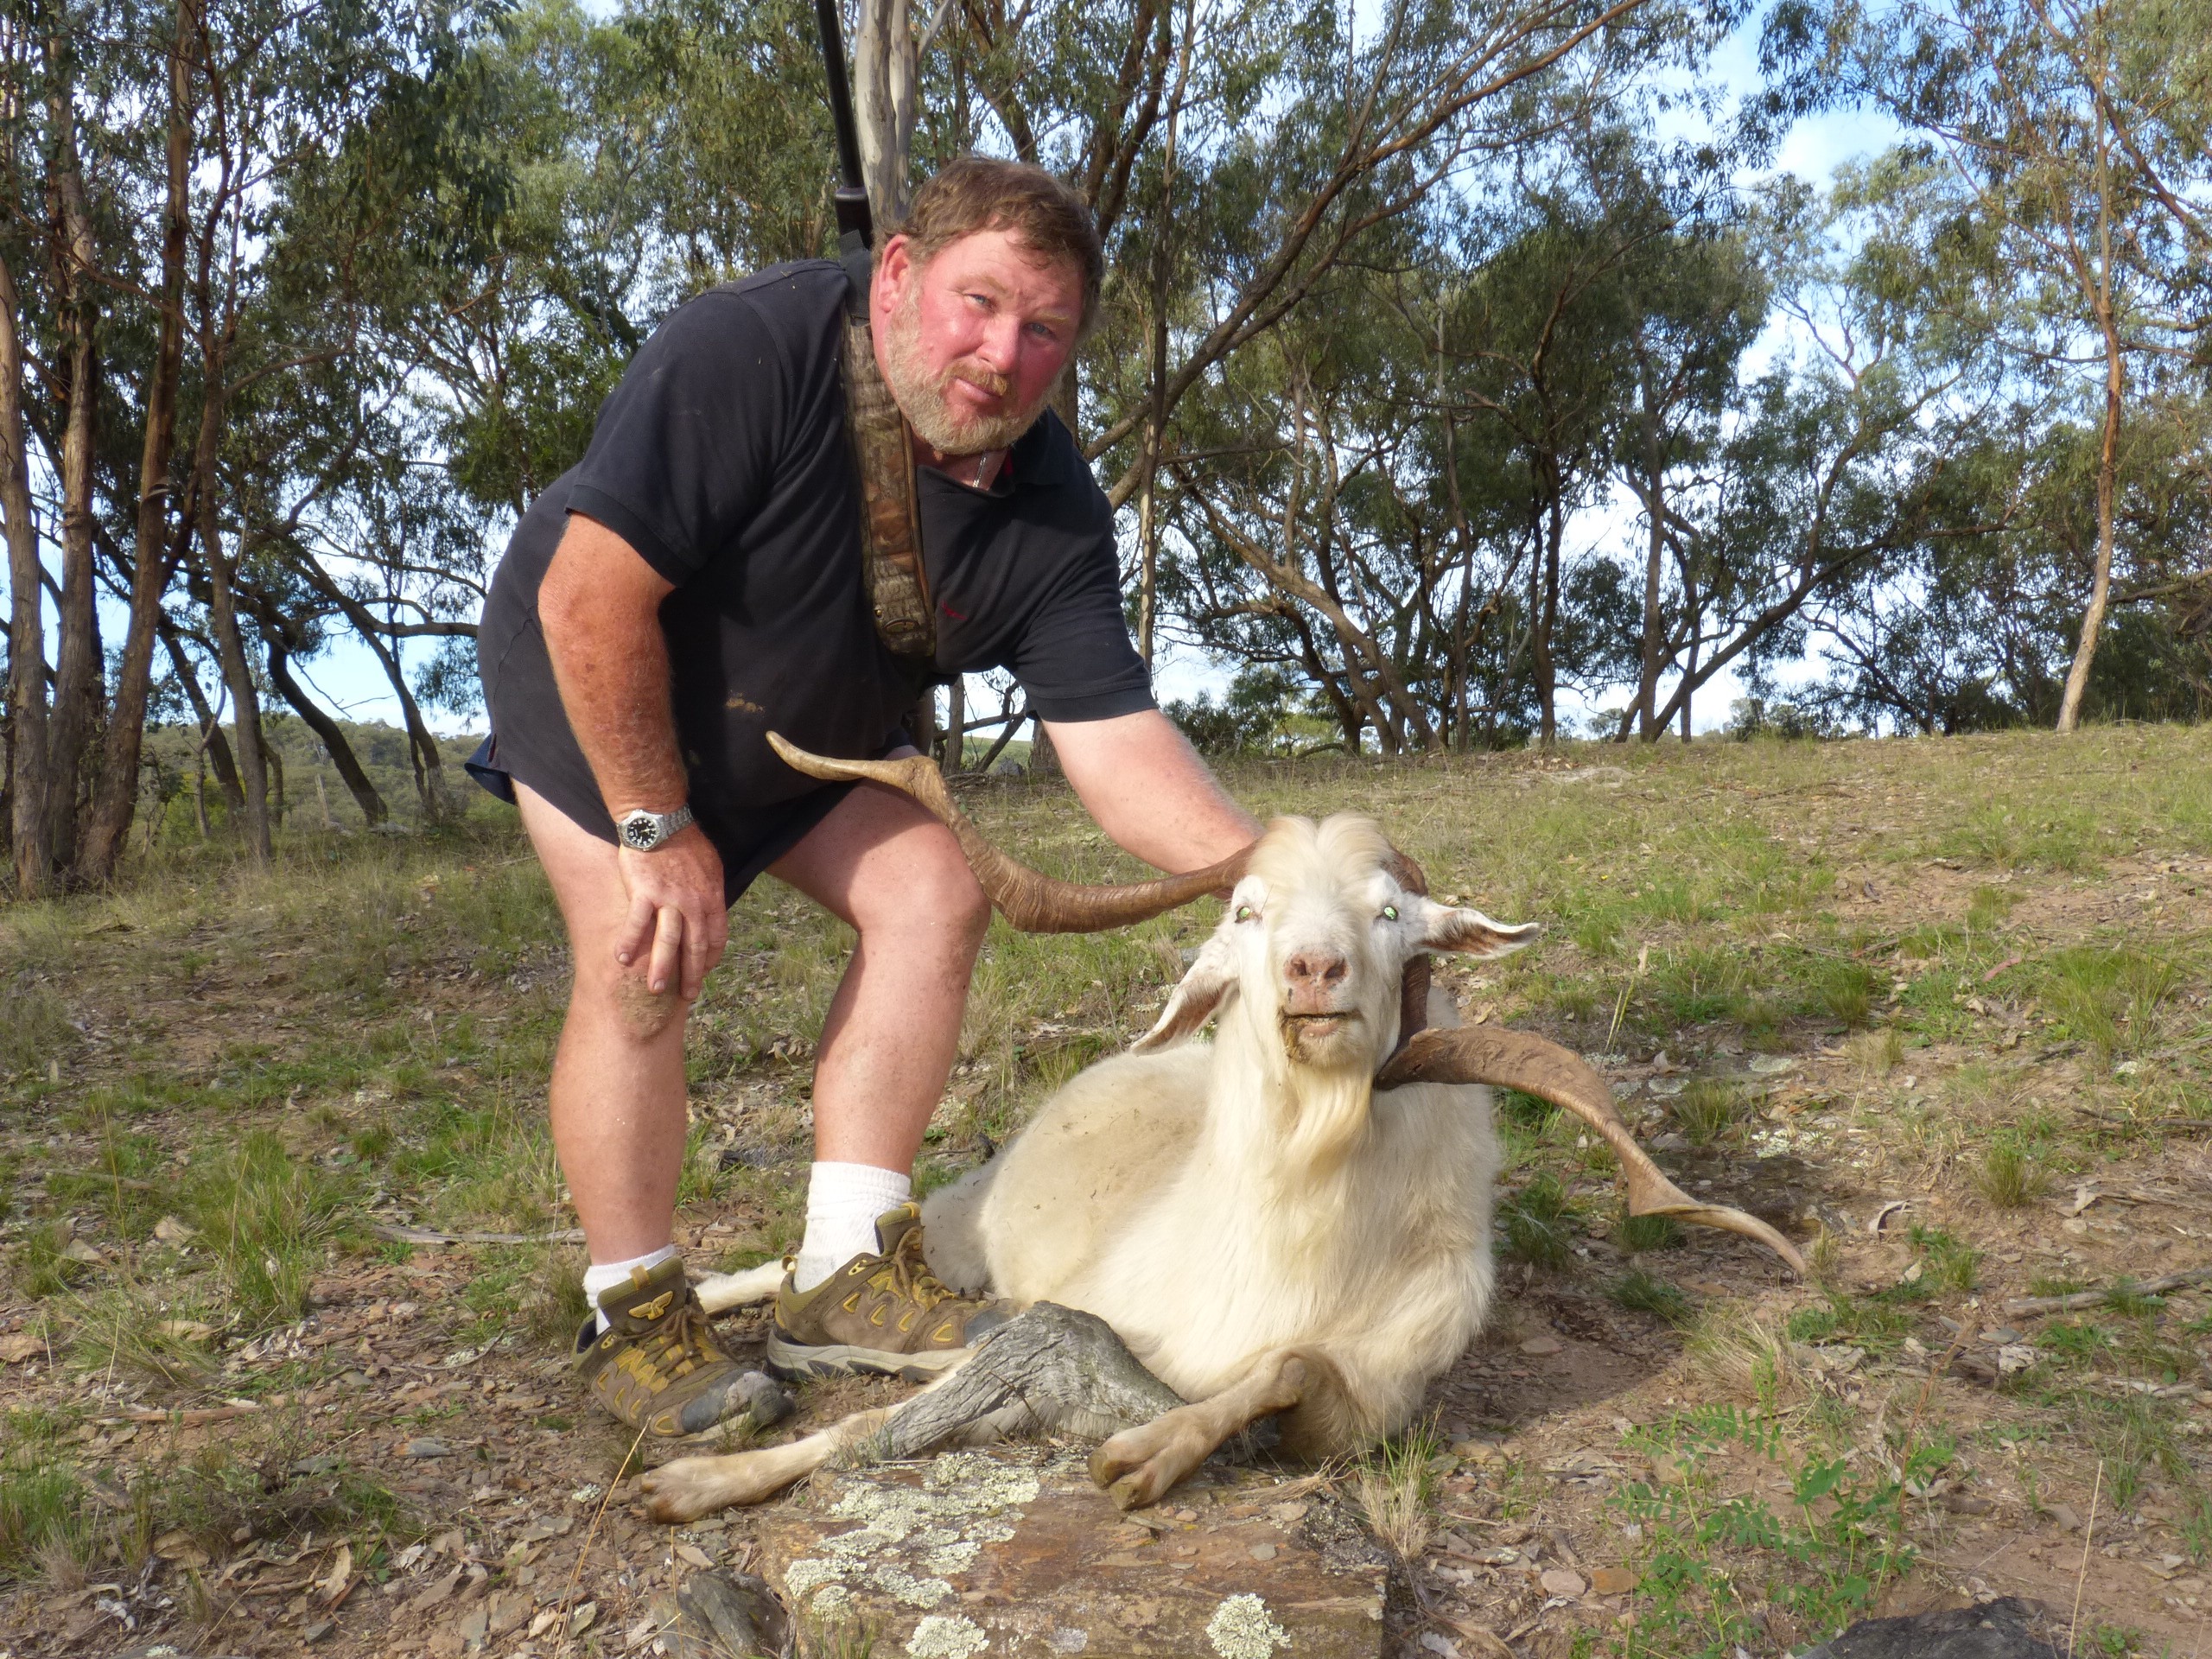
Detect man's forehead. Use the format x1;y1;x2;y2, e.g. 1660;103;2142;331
920;231;1080;307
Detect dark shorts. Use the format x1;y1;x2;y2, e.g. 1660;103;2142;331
465;733;858;906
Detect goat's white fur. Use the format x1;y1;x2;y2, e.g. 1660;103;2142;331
639;813;1534;1520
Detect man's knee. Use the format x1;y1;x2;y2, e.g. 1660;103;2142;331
582;969;689;1043
858;855;990;957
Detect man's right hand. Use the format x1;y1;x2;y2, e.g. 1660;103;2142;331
614;825;728;1001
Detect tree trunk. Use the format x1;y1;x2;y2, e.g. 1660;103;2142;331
1028;716;1059;776
76;0;194;885
942;675;964;771
2057;321;2124;734
906;689;936;757
41;74;104;874
1532;493;1561;747
195;423;272;861
0;251;53;896
855;0;918;226
283;558;448;817
162;626;245;812
266;638;386;824
1635;381;1665;742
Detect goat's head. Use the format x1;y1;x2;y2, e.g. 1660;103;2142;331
764;734;1808;1274
1130;814;1534;1074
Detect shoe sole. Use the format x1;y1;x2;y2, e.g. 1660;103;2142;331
766;1333;971;1384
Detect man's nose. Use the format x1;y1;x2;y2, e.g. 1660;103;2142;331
974;315;1022;373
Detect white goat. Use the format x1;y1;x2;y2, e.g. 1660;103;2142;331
642;749;1802;1523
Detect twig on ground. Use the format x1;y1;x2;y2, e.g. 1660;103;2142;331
557;1421;651;1658
375;1223;587;1246
2068;1461;2101;1659
102;1402;264;1425
2006;1265;2212;1317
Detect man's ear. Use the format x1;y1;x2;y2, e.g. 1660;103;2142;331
1132;933;1240;1051
1414;898;1540;959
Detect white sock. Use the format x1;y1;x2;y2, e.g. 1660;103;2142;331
583;1244;678;1335
793;1161;913;1291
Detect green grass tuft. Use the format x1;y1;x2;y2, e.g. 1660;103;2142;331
1498;1172;1580;1269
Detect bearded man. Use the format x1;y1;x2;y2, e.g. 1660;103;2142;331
469;158;1257;1437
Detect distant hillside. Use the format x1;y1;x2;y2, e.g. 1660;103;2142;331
137;715;497;842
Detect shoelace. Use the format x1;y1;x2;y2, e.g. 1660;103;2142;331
634;1298;719;1382
870;1228;957;1313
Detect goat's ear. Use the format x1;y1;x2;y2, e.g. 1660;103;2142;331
1131;934;1239;1051
1414;899;1540;960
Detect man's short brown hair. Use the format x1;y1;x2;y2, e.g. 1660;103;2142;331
888;156;1103;336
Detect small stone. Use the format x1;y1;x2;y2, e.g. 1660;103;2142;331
569;1602;597;1635
153;1215;197;1244
1590;1567;1637;1594
402;1437;453;1458
1248;1543;1278;1561
2048;1503;2083;1532
453;1604;489;1645
301;1618;334;1643
1519;1336;1563;1357
1539;1567;1586;1599
676;1542;715;1569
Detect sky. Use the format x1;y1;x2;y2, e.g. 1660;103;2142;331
26;6;1907;752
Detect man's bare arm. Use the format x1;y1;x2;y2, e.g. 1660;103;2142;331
539;512;727;998
539;513;687;810
1047;710;1261;873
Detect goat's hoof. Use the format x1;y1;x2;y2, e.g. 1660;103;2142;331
637;1458;731;1524
1090;1427;1186;1510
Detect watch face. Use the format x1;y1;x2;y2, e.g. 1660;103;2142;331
620;815;657;850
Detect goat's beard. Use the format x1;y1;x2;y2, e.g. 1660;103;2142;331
880;287;1049;457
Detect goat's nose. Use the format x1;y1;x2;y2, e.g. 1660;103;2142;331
1285;951;1349;991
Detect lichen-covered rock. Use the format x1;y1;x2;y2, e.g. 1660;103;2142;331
750;1447;1387;1657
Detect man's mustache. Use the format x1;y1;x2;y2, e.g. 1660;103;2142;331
946;360;1012;400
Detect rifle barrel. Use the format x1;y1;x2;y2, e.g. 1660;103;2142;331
812;0;874;250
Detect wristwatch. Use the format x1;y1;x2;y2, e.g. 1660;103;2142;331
614;804;695;852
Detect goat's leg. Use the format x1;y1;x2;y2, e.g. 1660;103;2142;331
639;1395;914;1523
1088;1345;1356;1512
636;1304;1182;1522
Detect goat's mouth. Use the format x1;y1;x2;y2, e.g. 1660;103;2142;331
1279;1009;1363;1058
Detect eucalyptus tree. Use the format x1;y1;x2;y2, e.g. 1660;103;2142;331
1827;0;2206;731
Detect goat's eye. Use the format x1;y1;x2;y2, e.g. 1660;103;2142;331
1234;904;1255;923
1382;905;1399;922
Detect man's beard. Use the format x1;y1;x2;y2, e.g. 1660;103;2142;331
880;290;1049;456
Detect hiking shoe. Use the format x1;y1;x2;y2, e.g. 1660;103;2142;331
574;1256;794;1439
768;1203;1007;1381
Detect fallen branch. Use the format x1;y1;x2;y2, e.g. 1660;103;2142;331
2005;1265;2212;1317
373;1224;586;1246
103;1403;265;1425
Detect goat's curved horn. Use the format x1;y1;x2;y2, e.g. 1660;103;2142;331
767;732;1250;932
1376;1027;1807;1274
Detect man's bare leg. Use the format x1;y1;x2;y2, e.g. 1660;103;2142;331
767;778;990;1178
521;777;986;1269
519;782;692;1265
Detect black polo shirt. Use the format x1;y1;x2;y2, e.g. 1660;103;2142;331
471;259;1154;899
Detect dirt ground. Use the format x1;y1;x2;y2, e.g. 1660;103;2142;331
3;726;2209;1657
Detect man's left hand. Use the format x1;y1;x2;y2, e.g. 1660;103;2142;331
613;825;729;1001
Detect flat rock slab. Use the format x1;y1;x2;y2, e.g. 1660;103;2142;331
1801;1599;2064;1659
748;1447;1387;1658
